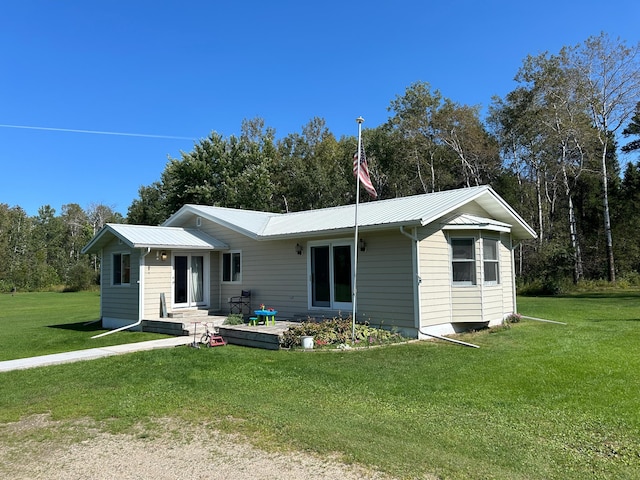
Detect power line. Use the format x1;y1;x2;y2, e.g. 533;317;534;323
0;123;194;140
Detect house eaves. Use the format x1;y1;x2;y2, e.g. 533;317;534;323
82;224;229;255
163;204;276;239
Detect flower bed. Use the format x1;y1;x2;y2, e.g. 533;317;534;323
280;315;407;349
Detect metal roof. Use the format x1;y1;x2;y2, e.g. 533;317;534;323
81;224;229;254
165;185;536;241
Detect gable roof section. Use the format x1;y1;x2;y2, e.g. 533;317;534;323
81;224;229;254
164;185;536;241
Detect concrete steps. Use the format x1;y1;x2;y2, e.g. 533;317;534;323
142;311;227;336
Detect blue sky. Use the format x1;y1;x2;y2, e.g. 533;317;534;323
1;1;638;217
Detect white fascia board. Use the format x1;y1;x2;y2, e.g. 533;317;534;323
442;224;512;233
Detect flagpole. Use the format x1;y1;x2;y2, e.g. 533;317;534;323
352;116;364;342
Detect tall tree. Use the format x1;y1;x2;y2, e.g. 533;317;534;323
565;33;640;281
387;81;445;193
513;52;595;282
127;182;166;225
274;118;351;211
432;99;501;187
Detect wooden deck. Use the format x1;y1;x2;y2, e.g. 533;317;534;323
218;322;297;350
141;316;296;350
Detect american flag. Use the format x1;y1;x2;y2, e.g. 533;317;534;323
353;143;377;198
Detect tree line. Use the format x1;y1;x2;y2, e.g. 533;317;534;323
2;33;639;293
0;203;122;292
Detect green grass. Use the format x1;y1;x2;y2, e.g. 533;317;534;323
0;291;170;361
1;290;640;479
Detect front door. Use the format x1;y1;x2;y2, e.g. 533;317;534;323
173;253;208;308
310;242;353;310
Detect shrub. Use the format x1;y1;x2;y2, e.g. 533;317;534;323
505;312;522;323
224;314;245;325
64;263;97;292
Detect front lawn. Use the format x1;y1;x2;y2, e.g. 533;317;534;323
1;290;639;479
0;291;169;361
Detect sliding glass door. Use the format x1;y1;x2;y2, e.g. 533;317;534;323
310;241;352;310
174;253;208;308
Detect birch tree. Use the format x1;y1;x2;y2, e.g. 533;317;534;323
565;33;640;282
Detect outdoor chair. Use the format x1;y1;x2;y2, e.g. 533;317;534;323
229;290;251;315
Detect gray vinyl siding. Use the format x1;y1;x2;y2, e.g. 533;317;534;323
195;220;308;318
101;240;139;322
143;250;172;319
418;225;453;327
356;230;414;329
500;233;515;315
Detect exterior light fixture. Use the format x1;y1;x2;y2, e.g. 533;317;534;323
359;238;366;252
296;243;303;255
160;251;167;261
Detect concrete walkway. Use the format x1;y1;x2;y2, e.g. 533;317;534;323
0;337;194;373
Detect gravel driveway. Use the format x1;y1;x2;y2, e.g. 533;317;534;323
1;415;401;480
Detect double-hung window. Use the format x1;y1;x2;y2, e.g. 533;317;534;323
483;239;500;284
222;251;241;282
113;253;131;285
451;238;476;285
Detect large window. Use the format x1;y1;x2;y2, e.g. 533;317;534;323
451;238;475;285
483;238;500;284
113;253;131;285
222;251;241;282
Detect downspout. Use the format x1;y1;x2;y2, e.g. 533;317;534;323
399;226;421;335
479;231;484;322
510;236;517;315
418;328;480;348
92;247;151;339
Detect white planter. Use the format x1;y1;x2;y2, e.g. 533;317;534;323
301;336;314;349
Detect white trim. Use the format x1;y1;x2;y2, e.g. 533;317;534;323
443;224;511;233
450;237;476;286
399;226;420;330
112;251;132;286
479;232;485;321
482;237;500;286
139;248;150;324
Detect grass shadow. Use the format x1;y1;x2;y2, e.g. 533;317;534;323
47;320;103;332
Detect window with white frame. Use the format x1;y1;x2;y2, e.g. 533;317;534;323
483;238;500;284
222;251;241;282
113;252;131;285
451;238;476;285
